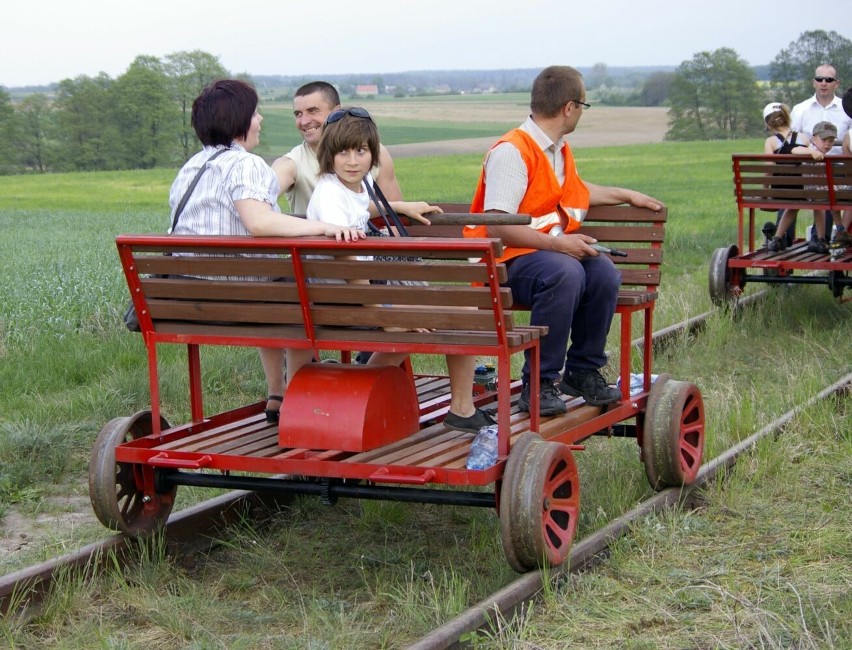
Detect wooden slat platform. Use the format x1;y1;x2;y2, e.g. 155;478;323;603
123;375;617;486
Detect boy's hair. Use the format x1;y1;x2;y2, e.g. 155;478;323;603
316;108;381;176
191;79;258;146
764;103;792;130
530;66;585;118
294;81;340;107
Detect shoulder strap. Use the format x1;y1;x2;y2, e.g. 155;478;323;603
170;147;229;233
363;179;409;237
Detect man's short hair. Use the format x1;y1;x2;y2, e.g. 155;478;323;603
530;66;585;118
316;108;380;176
191;79;258;146
295;81;340;107
842;87;852;119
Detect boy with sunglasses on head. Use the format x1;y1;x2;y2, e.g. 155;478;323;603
289;108;490;435
271;82;436;225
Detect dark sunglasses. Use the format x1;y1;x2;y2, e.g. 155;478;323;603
572;99;591;109
325;107;372;125
814;76;837;83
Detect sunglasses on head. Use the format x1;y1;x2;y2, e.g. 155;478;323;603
325;107;372;125
814;76;837;83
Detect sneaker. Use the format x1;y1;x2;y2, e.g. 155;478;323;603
559;369;621;406
444;408;496;434
767;236;786;253
832;230;852;246
518;379;567;416
806;238;829;254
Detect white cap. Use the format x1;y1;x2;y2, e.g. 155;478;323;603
763;102;783;119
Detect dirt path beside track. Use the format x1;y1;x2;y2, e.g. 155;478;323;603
385;106;669;158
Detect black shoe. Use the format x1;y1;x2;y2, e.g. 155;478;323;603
354;351;373;365
559;369;621;406
518;379;568;416
443;408;496;433
806;238;829;254
265;395;282;424
767;236;786;253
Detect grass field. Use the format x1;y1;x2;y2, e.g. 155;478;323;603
0;131;850;648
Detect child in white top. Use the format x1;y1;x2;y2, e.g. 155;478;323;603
762;102;825;253
293;108;492;434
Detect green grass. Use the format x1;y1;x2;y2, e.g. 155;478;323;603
0;137;849;648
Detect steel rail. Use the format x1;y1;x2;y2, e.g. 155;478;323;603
406;372;851;649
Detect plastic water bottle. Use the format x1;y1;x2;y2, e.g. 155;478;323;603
466;424;499;470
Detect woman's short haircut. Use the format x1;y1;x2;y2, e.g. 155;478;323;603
316;108;381;176
191;79;258;146
530;66;585;118
765;103;792;130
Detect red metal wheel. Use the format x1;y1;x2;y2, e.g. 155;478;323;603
642;378;705;490
88;410;175;536
708;245;743;306
499;436;579;572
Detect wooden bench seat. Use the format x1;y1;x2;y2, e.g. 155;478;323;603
731;154;852;254
119;233;546;447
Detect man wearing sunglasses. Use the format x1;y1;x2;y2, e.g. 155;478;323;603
791;64;850;156
271;81;404;215
467;65;663;416
788;64;851;243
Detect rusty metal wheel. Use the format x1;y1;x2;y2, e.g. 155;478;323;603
88;410;175;536
642;377;705;490
708;245;743;306
499;435;579;572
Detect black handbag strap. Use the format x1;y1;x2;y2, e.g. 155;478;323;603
363;178;410;237
170;147;229;232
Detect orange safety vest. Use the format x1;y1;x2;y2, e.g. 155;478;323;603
466;128;590;263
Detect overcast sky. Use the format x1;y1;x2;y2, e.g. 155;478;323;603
2;0;849;88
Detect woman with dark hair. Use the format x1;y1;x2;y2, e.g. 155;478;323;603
170;79;365;423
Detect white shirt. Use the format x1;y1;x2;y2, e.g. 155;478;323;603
307;173;373;265
169;143;280;237
306;173;372;230
790;95;851;156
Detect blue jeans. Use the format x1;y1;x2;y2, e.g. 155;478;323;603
506;250;621;384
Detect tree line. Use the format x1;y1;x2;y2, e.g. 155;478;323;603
0;30;850;175
0;50;230;175
665;30;851;140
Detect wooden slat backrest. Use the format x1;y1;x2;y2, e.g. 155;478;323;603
408;204;667;291
118;235;517;342
732;154;852;211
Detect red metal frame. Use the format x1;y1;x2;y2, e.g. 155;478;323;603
114;234;656;495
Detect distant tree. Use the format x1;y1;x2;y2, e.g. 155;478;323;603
640;71;674;107
163;50;230;162
111;56;180;169
587;63;610;90
769;30;852;106
15;93;55;172
666;48;764;140
53;73;119;171
0;87;16;173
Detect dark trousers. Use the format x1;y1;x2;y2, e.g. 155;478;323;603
506;250;620;384
776;210;834;244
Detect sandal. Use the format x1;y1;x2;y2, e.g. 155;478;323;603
265;395;282;424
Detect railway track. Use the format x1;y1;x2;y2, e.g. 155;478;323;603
1;294;847;643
